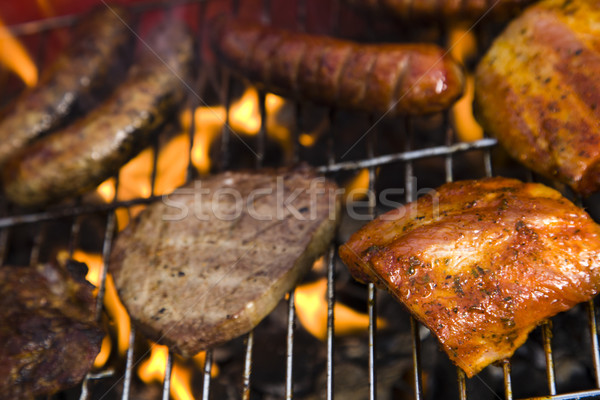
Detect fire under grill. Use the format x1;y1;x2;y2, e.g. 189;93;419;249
3;0;600;399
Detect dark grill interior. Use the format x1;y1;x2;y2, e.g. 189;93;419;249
3;0;600;399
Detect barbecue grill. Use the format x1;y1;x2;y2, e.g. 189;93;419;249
3;0;600;399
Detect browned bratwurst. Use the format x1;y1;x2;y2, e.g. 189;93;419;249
343;0;533;22
0;6;133;167
3;21;194;208
211;17;464;116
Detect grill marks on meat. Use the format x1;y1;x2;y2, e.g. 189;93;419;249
474;0;600;195
211;17;464;116
344;0;533;22
2;20;194;208
339;177;600;377
0;6;133;167
0;262;103;399
109;168;340;356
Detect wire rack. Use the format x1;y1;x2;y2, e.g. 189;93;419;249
3;0;600;399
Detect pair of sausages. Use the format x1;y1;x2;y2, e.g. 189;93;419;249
211;16;465;117
3;19;194;207
0;6;134;167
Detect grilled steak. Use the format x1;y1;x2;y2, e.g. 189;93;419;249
0;261;104;399
339;177;600;377
474;0;600;195
0;5;133;166
2;19;194;207
211;16;464;116
109;167;340;356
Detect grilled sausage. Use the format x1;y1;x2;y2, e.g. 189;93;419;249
0;6;134;167
2;21;194;208
343;0;533;22
211;17;464;116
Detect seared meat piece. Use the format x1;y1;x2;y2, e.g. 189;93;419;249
211;16;464;116
339;177;600;377
109;167;340;356
2;20;194;207
0;6;133;166
344;0;532;22
0;262;104;399
474;0;600;195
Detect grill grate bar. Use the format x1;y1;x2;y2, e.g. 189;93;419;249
587;300;600;388
162;351;174;400
504;360;513;400
285;291;296;399
326;245;336;400
121;326;136;400
202;349;214;400
458;369;468;400
542;322;557;395
242;331;254;399
317;138;498;173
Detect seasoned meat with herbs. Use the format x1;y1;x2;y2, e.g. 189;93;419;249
109;167;340;356
3;19;194;207
0;5;133;166
339;177;600;377
474;0;600;195
0;262;104;399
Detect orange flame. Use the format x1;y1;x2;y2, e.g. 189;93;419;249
62;249;131;361
138;344;219;400
344;169;371;204
295;260;387;340
449;26;483;142
0;16;38;87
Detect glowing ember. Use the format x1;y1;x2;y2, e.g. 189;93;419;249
0;16;38;87
295;278;387;340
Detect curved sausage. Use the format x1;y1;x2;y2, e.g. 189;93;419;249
343;0;533;22
0;6;134;166
210;16;464;116
3;21;195;208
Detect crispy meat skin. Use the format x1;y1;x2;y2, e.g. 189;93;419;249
2;20;194;207
211;17;464;116
109;167;340;356
474;0;600;195
339;177;600;377
0;262;103;399
0;6;133;166
344;0;532;22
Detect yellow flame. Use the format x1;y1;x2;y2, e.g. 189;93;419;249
94;336;112;368
138;343;201;400
181;106;226;175
295;278;387;340
344;169;371;204
449;26;483;142
229;88;261;135
0;16;38;87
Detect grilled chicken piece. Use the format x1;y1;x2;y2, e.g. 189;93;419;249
474;0;600;196
339;177;600;377
0;262;104;399
0;6;133;167
109;167;340;356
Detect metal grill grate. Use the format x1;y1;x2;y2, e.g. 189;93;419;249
2;1;600;399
